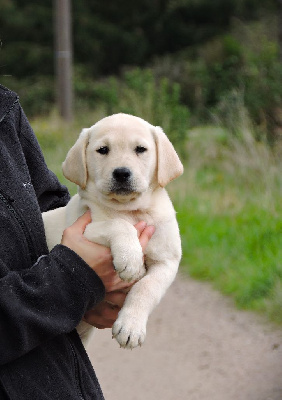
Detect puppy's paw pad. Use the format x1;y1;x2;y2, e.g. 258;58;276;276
113;246;145;282
112;317;146;349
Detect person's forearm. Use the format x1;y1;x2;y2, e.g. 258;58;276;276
0;245;105;366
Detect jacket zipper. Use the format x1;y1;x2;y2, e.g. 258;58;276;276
0;191;35;262
67;337;85;400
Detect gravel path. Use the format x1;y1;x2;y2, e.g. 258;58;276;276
88;273;282;400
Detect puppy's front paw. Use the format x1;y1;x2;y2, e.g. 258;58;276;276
112;311;147;349
113;242;145;282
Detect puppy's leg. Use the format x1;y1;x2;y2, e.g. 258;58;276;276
112;259;178;349
42;206;67;250
84;219;145;282
76;320;96;348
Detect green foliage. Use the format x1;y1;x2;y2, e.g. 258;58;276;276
113;69;190;155
0;1;53;77
0;0;277;79
74;66;120;114
1;1;281;144
74;67;190;156
1;75;55;116
152;17;282;143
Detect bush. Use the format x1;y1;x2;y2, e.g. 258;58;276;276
151;17;282;144
74;67;190;156
116;68;190;154
1;75;55;117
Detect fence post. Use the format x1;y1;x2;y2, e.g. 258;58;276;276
54;0;73;121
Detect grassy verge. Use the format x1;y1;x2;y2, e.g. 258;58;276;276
32;113;282;324
170;126;282;324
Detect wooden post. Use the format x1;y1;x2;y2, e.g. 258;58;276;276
279;0;282;62
54;0;73;121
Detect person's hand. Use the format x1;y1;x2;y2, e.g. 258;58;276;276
83;291;127;329
61;210;155;294
61;210;122;292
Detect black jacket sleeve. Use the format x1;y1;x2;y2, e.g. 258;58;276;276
0;245;105;366
18;105;71;212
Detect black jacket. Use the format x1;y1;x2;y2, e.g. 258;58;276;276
0;85;105;399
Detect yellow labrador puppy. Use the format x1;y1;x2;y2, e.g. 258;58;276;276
43;113;183;349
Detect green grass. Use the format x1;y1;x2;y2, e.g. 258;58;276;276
32;112;282;325
176;202;282;311
169;126;282;323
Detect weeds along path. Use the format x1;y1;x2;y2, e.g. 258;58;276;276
88;273;282;400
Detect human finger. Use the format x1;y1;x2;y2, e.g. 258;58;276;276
138;225;155;252
134;221;147;238
106;278;134;293
104;291;127;309
83;301;120;329
69;210;92;235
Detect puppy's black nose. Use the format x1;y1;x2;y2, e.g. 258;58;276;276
113;167;132;182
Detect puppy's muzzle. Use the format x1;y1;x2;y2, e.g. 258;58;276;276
111;167;134;194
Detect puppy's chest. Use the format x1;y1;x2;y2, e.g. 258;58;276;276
127;210;155;225
95;209;155;226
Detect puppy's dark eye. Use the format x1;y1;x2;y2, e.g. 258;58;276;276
135;146;147;154
96;146;109;155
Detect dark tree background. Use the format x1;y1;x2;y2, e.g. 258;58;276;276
1;0;281;141
0;0;278;79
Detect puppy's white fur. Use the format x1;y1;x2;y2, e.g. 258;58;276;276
43;113;183;349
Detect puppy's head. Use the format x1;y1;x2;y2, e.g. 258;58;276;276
62;113;183;209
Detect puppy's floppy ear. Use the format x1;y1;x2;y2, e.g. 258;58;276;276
62;128;90;189
153;126;183;187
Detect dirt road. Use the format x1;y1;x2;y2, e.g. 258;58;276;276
88;273;282;400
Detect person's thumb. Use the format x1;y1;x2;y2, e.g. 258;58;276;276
71;210;92;234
